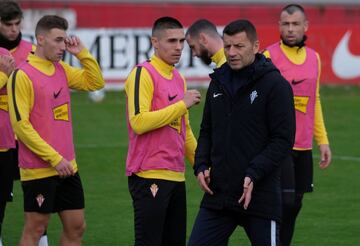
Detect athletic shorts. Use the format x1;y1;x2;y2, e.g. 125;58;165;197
22;172;85;213
281;150;313;195
0;149;18;202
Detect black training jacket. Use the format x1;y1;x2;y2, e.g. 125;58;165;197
194;54;296;222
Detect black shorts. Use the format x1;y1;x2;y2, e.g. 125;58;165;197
22;172;85;213
281;150;313;195
0;148;19;202
128;175;187;246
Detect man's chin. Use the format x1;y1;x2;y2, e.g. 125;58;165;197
229;63;242;70
52;57;62;62
8;36;18;41
282;39;299;47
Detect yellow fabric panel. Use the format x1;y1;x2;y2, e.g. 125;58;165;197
263;41;307;64
0;71;8;89
7;69;64;168
126;55;197;181
265;42;329;146
20;160;78;182
136;170;185;182
313;53;329;145
263;49;271;59
125;55;187;135
211;48;226;68
7;49;103;180
279;42;307;64
184;111;197;167
61;49;105;91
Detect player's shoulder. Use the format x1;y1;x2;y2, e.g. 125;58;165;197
305;46;321;61
20;39;34;49
305;46;319;55
125;64;152;86
12;68;29;79
9;68;32;89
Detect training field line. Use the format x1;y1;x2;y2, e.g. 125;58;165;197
76;143;360;162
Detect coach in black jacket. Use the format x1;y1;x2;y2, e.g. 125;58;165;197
188;19;296;246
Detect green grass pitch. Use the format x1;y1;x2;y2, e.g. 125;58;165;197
2;86;360;245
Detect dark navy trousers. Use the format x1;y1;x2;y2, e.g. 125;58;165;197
188;207;280;246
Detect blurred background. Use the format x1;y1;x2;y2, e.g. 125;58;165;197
18;0;360;89
3;1;360;245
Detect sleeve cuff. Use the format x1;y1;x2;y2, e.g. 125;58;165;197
245;169;258;184
193;163;209;176
178;100;187;112
317;138;329;145
50;155;63;167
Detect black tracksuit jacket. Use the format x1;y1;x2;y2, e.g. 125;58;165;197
194;54;296;222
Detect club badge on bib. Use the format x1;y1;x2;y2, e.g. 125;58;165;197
150;183;159;198
169;117;181;133
36;194;45;207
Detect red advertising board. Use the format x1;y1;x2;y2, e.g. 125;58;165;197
21;2;360;84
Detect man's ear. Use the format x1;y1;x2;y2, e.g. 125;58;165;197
304;20;309;32
151;36;158;50
199;32;207;45
253;40;260;54
36;34;45;46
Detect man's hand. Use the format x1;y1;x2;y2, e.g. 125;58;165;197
319;144;331;169
183;89;201;109
197;169;213;195
238;176;253;210
65;36;85;55
55;158;75;178
0;55;15;76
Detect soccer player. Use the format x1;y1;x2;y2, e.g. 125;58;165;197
125;16;201;245
7;15;104;246
263;4;332;246
0;2;46;245
188;19;295;246
186;19;226;68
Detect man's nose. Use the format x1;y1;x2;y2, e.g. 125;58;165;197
175;41;183;50
10;25;17;32
60;41;66;51
228;46;236;56
288;24;294;32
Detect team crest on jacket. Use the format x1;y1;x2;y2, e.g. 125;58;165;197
36;194;45;207
250;90;258;104
150;183;159;197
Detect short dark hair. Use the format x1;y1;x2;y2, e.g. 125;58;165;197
0;1;23;22
152;16;183;37
186;19;219;38
35;15;68;36
223;19;258;43
282;4;306;18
